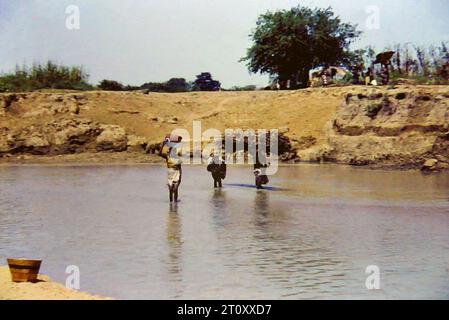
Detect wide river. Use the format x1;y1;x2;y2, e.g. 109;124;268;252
0;164;448;299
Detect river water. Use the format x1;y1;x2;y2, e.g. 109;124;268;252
0;164;448;299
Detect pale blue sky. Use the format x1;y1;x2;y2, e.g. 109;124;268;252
1;0;448;87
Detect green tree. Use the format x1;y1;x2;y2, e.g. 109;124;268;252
241;6;361;88
165;78;190;92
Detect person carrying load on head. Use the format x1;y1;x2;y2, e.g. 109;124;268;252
374;51;394;86
159;134;183;203
207;152;226;188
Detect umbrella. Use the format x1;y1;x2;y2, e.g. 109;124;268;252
374;51;395;65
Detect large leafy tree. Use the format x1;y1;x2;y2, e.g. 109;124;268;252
242;6;361;88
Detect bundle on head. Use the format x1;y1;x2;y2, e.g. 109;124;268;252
165;134;183;143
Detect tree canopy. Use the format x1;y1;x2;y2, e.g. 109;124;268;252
193;73;221;91
241;6;361;88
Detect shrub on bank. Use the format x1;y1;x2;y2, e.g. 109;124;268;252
99;79;125;91
0;61;92;92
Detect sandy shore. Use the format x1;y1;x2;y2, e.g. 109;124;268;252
0;152;164;166
0;153;431;172
0;266;111;300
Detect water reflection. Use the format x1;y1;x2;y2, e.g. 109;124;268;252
249;190;346;298
165;203;183;297
254;190;269;218
210;189;229;228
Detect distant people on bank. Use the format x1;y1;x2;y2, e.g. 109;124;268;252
351;65;364;85
380;64;390;85
207;153;227;188
159;134;183;203
365;67;374;86
254;161;270;190
320;64;333;86
374;50;395;86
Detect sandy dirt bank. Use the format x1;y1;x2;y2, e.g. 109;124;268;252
0;266;111;300
1;86;448;171
0;151;163;166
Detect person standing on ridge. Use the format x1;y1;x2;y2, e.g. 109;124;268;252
320;64;332;86
365;67;375;85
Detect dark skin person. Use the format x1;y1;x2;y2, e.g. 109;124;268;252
208;156;226;188
169;183;179;203
213;172;223;188
159;136;183;203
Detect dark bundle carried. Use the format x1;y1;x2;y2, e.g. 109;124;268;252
207;159;226;179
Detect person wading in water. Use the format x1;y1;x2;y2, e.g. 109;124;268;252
253;150;270;189
159;135;183;203
254;162;270;189
207;153;227;188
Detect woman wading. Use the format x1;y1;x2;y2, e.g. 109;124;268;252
159;134;183;203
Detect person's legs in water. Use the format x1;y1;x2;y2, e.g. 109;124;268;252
254;168;263;189
167;168;181;203
168;182;180;203
174;184;179;202
175;170;181;202
212;172;222;188
213;177;222;188
255;175;263;189
169;184;174;203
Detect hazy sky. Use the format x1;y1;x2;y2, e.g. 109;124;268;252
1;0;448;87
